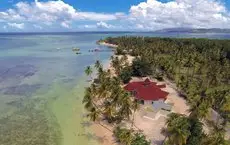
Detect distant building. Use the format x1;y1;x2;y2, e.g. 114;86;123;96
124;78;169;105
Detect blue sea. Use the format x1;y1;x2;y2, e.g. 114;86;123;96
0;32;229;145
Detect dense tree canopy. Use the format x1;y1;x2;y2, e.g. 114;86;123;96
132;58;152;77
119;66;132;84
83;60;145;143
102;36;230;144
104;36;230;123
114;127;150;145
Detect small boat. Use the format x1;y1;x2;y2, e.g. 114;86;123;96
90;48;101;52
76;52;82;55
94;48;100;52
72;48;80;51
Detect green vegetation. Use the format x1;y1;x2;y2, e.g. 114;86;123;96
84;66;93;79
104;36;230;121
83;60;137;123
163;113;229;145
101;36;230;144
114;127;150;145
164;113;191;145
186;118;203;145
164;113;203;145
119;66;132;84
132;58;152;77
83;60;150;144
110;55;133;84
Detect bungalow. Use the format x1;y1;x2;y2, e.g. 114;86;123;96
124;78;169;105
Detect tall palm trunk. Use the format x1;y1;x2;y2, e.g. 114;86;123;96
131;109;136;129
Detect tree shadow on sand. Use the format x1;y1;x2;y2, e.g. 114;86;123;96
78;132;111;144
152;140;164;145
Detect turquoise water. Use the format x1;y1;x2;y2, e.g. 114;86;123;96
0;32;230;145
0;33;114;145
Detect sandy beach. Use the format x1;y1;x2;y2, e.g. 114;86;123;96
91;122;116;145
91;54;190;145
98;42;118;48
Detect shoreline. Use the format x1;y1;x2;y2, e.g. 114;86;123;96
89;52;191;144
90;53;116;145
49;78;99;145
98;41;118;48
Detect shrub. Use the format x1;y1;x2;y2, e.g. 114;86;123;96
119;66;132;84
132;58;152;77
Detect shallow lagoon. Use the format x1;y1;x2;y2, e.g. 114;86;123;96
0;33;114;145
0;32;230;145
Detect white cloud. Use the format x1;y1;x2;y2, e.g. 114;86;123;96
0;10;24;22
61;21;70;28
96;21;113;29
128;0;230;30
77;12;117;21
33;24;42;29
1;0;230;31
83;25;96;29
7;23;24;29
78;22;114;29
0;0;121;29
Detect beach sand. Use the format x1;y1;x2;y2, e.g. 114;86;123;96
91;122;116;145
91;54;190;145
160;80;190;115
99;42;118;48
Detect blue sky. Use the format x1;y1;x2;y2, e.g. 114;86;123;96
0;0;230;32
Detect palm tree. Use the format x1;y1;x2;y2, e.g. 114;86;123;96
87;107;100;121
103;101;116;123
82;87;94;110
106;68;111;77
202;122;227;145
112;56;122;75
132;133;151;145
85;66;93;79
110;55;114;61
114;127;133;145
111;76;122;87
118;92;133;120
131;99;140;128
165;113;191;145
189;94;213;119
205;119;228;144
121;129;133;145
90;83;98;96
97;67;106;82
110;85;123;107
94;60;102;70
120;55;128;65
166;113;181;125
189;101;210;119
97;78;111;99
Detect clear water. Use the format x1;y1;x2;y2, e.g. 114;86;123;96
0;32;229;145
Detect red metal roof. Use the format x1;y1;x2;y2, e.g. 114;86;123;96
124;78;169;101
157;84;166;88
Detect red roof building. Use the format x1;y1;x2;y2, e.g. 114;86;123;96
124;78;169;104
